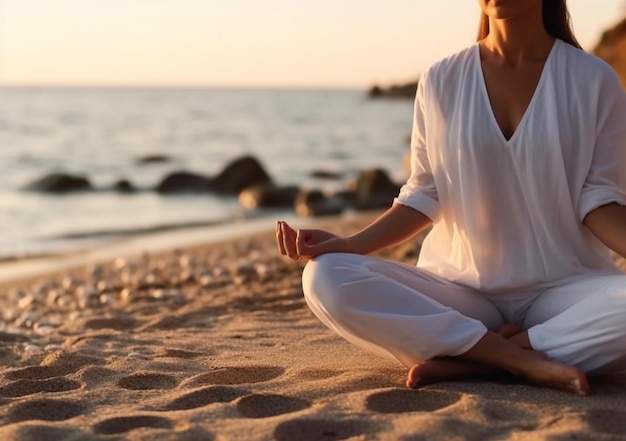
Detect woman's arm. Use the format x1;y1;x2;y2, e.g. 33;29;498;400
277;203;432;260
583;202;626;258
346;203;432;255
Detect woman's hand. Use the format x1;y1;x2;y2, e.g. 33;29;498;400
276;221;354;261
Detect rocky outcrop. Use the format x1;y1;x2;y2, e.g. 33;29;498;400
156;171;213;194
368;80;418;99
238;184;299;210
212;156;273;195
155;155;273;195
594;17;626;88
294;190;345;217
135;154;174;165
350;168;401;211
24;173;92;193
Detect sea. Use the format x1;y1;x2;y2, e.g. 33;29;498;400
0;87;413;261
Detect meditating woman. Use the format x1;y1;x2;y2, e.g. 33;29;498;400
276;0;626;394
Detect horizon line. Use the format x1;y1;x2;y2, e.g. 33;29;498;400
0;81;371;91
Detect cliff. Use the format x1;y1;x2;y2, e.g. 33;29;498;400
593;17;626;88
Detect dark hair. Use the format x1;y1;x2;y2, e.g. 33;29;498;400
477;0;582;49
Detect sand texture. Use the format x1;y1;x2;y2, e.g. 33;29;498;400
0;213;625;441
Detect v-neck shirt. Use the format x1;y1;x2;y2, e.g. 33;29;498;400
476;40;557;143
395;39;626;294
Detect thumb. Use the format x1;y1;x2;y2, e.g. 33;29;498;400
296;229;308;257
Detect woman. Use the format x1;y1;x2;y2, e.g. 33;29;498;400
276;0;626;395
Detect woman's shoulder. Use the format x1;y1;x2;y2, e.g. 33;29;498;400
557;40;621;85
421;44;477;88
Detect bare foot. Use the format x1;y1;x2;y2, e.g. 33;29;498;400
509;350;589;395
406;358;499;388
406;324;521;389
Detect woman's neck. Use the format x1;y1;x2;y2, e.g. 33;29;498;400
482;8;554;65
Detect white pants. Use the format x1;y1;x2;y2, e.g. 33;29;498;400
302;253;626;374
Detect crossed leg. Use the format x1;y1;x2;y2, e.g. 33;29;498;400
407;324;589;395
302;254;626;395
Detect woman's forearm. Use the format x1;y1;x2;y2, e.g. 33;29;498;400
583;202;626;258
347;203;432;255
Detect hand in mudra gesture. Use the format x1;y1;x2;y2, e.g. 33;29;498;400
276;221;352;261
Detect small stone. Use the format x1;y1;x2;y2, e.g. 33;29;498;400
236;260;256;276
144;273;157;284
212;267;227;277
18;295;36;309
114;257;127;269
88;264;104;278
179;255;194;268
120;288;132;301
248;250;263;261
120;269;133;284
45;344;62;351
24;344;43;354
34;324;55;336
46;289;62;306
76;285;98;309
2;308;18;321
180;270;194;283
96;280;109;292
56;295;75;309
61;276;75;290
99;293;114;305
200;275;214;287
255;263;270;279
17;312;39;328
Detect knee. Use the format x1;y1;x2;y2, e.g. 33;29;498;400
302;253;341;300
302;253;353;316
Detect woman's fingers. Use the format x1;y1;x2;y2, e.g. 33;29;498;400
280;222;298;259
296;228;309;258
276;222;287;255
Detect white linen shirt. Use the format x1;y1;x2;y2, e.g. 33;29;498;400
395;39;626;294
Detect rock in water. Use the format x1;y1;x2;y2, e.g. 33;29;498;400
213;156;273;194
351;168;400;211
239;184;299;210
24;173;92;193
295;189;345;217
155;171;213;194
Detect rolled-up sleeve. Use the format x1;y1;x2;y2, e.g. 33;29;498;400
394;71;440;221
578;71;626;221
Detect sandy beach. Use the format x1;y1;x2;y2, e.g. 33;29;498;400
0;212;625;441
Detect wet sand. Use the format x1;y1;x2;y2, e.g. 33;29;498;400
0;212;625;441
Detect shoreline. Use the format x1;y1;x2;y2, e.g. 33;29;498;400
0;210;390;286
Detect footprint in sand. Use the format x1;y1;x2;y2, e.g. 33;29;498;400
274;418;373;441
162;386;248;411
236;394;311;418
0;377;81;398
294;368;343;381
117;372;179;390
74;365;118;387
140;315;187;331
181;366;284;387
83;317;139;331
365;389;460;414
4;352;102;380
93;415;173;434
0;424;90;441
4;398;85;424
400;419;504;441
585;409;626;436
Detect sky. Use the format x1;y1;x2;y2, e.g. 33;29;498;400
0;0;624;88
